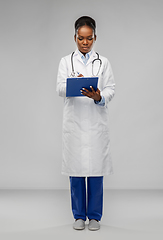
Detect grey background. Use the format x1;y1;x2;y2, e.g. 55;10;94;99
0;0;163;189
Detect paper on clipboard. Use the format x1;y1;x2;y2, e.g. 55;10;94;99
66;77;98;97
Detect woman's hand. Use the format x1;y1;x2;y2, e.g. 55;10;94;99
77;74;84;77
81;86;101;102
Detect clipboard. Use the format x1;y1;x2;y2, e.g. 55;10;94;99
66;77;98;97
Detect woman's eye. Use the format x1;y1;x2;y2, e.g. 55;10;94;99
77;37;93;41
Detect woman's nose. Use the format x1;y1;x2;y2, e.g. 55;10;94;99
83;39;88;45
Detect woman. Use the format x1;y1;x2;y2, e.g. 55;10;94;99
56;16;115;231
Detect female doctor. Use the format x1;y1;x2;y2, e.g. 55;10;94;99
56;16;115;231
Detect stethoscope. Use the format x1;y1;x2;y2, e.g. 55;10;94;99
70;51;102;77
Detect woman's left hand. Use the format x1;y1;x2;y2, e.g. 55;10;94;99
81;86;101;102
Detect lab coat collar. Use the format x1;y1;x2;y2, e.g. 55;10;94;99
74;48;97;65
86;50;97;65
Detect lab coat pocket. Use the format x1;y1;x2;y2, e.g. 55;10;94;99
63;98;74;132
96;105;109;130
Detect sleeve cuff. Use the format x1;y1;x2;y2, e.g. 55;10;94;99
94;95;105;106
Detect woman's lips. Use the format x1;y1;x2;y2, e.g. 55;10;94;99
82;47;89;50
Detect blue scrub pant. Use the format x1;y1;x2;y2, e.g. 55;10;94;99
69;176;103;221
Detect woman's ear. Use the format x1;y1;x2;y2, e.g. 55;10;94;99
94;34;97;41
74;35;76;42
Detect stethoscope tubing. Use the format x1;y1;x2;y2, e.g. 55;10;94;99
71;51;102;77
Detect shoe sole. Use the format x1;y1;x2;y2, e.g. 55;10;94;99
73;226;85;230
88;227;100;231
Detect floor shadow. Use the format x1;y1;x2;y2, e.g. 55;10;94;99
1;224;162;240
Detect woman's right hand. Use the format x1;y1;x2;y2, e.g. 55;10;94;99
77;74;84;77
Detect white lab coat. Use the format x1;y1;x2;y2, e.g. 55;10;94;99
56;49;115;176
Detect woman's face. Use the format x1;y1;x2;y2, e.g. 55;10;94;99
74;25;96;55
